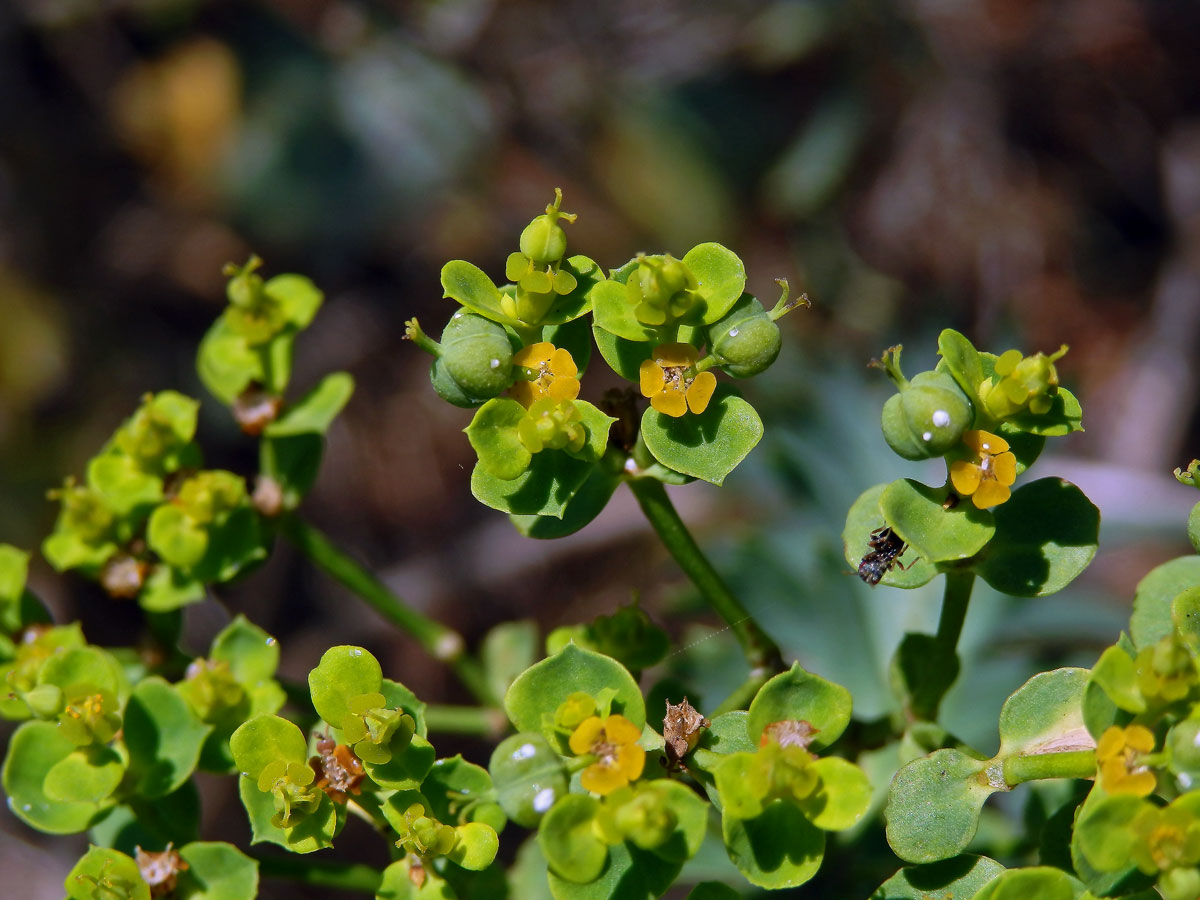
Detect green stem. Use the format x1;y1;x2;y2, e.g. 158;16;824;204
1003;750;1096;785
278;514;496;706
253;853;383;893
936;571;974;654
424;704;508;738
626;477;784;680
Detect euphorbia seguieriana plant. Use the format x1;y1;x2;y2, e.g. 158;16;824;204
3;189;1200;900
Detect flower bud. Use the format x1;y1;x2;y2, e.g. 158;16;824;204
881;371;972;461
518;189;575;264
626;255;698;326
708;295;781;378
433;313;515;407
978;346;1066;420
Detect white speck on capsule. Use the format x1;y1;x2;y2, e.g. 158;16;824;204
932;409;951;427
265;637;277;647
349;648;362;657
513;743;537;761
728;328;739;337
533;787;556;812
922;431;933;442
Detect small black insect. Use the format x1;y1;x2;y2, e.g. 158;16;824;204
858;526;911;585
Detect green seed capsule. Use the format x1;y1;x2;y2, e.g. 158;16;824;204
435;312;515;405
519;216;568;265
708;295;781;378
881;371;972;460
489;733;568;827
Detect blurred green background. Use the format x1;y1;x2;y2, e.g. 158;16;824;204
2;0;1199;896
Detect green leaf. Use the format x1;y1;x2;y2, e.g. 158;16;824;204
885;749;993;863
260;433;324;510
465;401;543;481
539;793;607;883
843;484;938;588
123;677;212;797
1070;784;1156;897
147;504;209;569
490;732;569;828
39;645;125;699
424;755;502;829
89;781;201;854
197;317;261;405
267;273;323;327
937;330;985;405
1130;555;1200;648
546;840;680;900
686;884;740;900
530;255;603;327
691;710;757;777
869;854;1005;900
570;401;618;466
969;867;1079;900
309;645;384;728
361;733;434;790
481;621;539;705
722;798;825;889
682;242;746;324
3;720;110;833
377;860;456;899
176;841;260;900
448;821;500;871
229;714;309;778
0;543;29;605
591;280;658;343
997;668;1091;756
511;468;620;540
1006;387;1084;436
1174;587;1200;653
44;746;125;803
641;386;763;486
801;756;872;831
1189;501;1200;554
381;679;428;737
65;847;150;900
442;260;515;325
139;565;205;613
87;454;163;516
639;779;708;863
471;449;595;518
1073;792;1143;875
505;643;646;737
592;324;654;381
747;663;852;751
211;615;280;687
265;372;355;437
973;479;1099;597
237;774;339;853
890;632;959;722
880;479;995;563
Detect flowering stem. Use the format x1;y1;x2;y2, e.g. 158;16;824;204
424;704;509;738
1003;750;1096;785
253;853;383;893
924;570;975;720
277;514;496;706
627;477;784;682
936;571;974;656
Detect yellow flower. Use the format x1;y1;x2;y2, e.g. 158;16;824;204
949;429;1017;508
1096;724;1157;797
510;342;579;408
568;714;646;795
638;343;717;418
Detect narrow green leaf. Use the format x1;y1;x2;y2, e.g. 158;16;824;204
265;372;355;437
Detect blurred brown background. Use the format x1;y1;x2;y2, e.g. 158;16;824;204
2;0;1200;896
